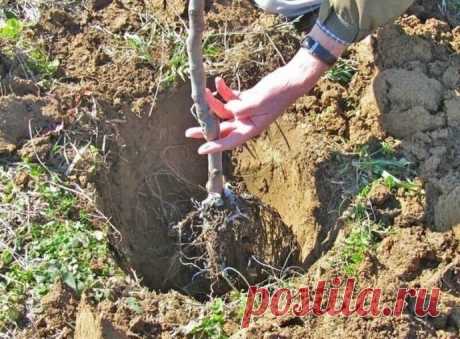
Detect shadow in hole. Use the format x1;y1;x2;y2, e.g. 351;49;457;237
96;81;301;296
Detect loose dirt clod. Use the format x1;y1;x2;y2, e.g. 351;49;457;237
75;298;129;339
0;95;54;154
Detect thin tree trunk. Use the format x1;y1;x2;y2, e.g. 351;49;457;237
186;0;224;196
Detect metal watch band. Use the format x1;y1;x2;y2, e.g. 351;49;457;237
300;36;337;66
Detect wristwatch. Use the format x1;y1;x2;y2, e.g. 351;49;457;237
300;36;337;66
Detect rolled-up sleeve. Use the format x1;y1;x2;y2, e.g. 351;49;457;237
317;0;415;44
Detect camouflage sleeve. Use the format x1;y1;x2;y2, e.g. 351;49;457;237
316;0;415;44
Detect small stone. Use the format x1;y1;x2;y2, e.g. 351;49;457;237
368;184;392;207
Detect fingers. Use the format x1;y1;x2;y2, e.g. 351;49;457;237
215;77;239;101
185;121;236;139
207;77;255;119
224;99;255;119
185;127;206;139
198;124;254;154
205;88;233;120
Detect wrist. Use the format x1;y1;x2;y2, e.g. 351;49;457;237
287;48;329;86
288;23;348;89
307;23;347;59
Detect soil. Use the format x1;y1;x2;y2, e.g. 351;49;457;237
73;282;203;339
169;191;300;295
371;16;460;232
0;95;57;154
1;0;459;338
95;82;210;291
19;281;79;338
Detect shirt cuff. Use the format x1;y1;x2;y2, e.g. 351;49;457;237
315;19;351;46
316;8;359;45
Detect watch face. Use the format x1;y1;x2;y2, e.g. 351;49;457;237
302;36;314;50
302;36;336;66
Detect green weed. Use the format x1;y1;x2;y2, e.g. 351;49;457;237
341;226;372;276
325;58;357;86
190;298;228;339
124;33;153;62
203;36;223;59
162;46;188;87
0;161;117;329
0;16;59;80
380;141;396;156
228;290;247;322
27;48;60;78
351;143;416;192
0;17;23;40
382;171;419;192
336;142;421;275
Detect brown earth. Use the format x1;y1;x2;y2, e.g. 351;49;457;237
0;0;459;338
0;95;57;154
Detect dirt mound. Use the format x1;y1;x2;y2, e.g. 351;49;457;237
0;95;57;154
74;284;202;339
435;187;460;232
75;299;129;339
358;16;460;231
19;282;79;338
236;227;459;338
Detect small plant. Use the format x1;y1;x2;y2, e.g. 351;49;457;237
0;17;23;41
351;143;414;191
380;141;396;156
341;226;372;276
228;290;247;322
27;47;60;77
203;36;222;59
124;33;153;62
125;296;143;315
0;161;117;329
325;58;357;86
162;46;188;87
0;16;59;80
335;142;422;275
190;298;228;339
382;171;419;192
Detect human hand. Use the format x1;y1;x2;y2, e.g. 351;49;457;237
185;49;330;155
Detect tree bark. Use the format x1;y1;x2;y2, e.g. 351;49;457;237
186;0;224;196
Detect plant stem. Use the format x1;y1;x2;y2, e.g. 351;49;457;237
186;0;224;196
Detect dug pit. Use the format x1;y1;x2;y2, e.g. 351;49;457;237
95;83;335;295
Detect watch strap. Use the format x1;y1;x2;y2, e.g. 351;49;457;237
300;36;337;66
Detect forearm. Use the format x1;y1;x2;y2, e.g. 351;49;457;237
286;0;415;92
276;24;346;100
